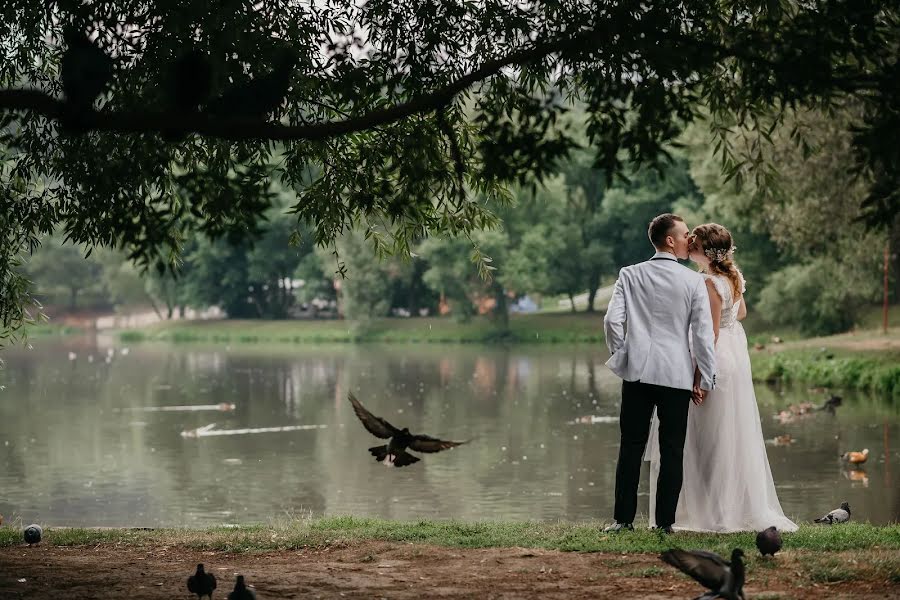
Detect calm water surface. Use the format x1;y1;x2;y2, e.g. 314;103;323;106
0;338;897;527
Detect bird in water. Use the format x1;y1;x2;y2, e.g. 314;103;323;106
348;392;468;467
227;575;256;600
819;395;842;413
755;526;782;557
60;28;114;130
660;548;746;600
206;46;298;120
841;448;869;464
814;501;851;524
187;563;217;599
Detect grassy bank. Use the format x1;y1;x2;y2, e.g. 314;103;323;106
748;325;900;401
1;518;898;555
116;313;605;345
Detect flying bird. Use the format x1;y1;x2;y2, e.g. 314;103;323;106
348;392;467;467
227;575;257;600
814;501;851;524
841;448;869;464
187;563;217;600
660;548;746;600
206;46;298;119
755;526;782;557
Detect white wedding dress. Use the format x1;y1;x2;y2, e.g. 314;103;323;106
646;272;798;532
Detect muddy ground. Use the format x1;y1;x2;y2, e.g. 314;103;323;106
0;541;896;599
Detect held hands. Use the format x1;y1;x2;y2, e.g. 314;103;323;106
692;367;706;406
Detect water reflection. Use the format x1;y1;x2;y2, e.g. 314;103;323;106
0;340;897;527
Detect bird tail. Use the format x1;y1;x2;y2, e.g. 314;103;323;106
368;445;420;467
369;445;389;462
392;451;420;467
814;516;830;524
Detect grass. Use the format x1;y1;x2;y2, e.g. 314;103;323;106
114;313;606;345
750;346;900;401
1;518;897;555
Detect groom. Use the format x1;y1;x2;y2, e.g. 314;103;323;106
602;214;717;533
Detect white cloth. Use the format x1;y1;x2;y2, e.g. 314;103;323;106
646;273;798;532
604;252;717;391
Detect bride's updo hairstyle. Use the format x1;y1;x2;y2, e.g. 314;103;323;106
690;223;742;300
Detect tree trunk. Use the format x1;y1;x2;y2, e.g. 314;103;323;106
891;213;900;302
68;287;79;310
492;285;509;329
148;297;164;321
586;269;600;312
568;292;576;313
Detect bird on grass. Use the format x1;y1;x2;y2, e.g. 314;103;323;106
23;524;42;545
348;392;468;467
659;548;746;600
206;47;298;120
755;526;782;557
228;575;256;600
841;448;869;464
814;501;851;524
60;28;114;130
187;563;217;600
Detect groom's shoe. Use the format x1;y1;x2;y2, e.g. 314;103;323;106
603;522;634;533
652;525;675;535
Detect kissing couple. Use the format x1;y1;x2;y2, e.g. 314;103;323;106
603;214;797;534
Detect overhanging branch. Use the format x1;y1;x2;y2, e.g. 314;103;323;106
0;29;604;142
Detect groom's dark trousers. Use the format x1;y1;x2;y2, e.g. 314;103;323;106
613;379;690;527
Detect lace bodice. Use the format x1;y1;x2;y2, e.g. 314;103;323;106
704;272;745;329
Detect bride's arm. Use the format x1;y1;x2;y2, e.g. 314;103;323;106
737;296;747;321
705;279;722;343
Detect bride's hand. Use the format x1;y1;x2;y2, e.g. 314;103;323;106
692;387;705;405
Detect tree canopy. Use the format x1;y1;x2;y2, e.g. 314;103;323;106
1;0;898;340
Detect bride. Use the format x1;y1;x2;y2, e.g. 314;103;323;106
646;223;798;533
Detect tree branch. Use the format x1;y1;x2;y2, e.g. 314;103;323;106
0;29;602;142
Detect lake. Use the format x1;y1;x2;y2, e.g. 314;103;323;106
0;337;897;527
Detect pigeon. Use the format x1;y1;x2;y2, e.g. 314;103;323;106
660;548;745;600
60;28;114;130
166;49;213;112
187;563;217;599
819;395;842;413
206;46;298;119
841;449;868;464
23;524;42;545
348;392;467;467
814;501;851;524
227;575;257;600
755;526;782;557
161;49;213;140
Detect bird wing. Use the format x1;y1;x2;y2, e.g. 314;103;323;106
348;392;398;439
660;549;728;590
409;434;468;453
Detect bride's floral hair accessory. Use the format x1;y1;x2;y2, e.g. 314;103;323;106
704;245;736;262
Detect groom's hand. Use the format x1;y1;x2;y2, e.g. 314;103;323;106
692;386;706;405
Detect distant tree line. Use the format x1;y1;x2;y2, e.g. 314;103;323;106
22;107;898;336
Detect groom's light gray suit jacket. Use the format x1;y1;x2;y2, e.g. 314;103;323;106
603;252;717;391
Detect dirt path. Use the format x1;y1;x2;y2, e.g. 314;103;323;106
1;541;897;599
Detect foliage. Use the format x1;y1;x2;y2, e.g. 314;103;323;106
1;0;898;341
23;236;104;309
